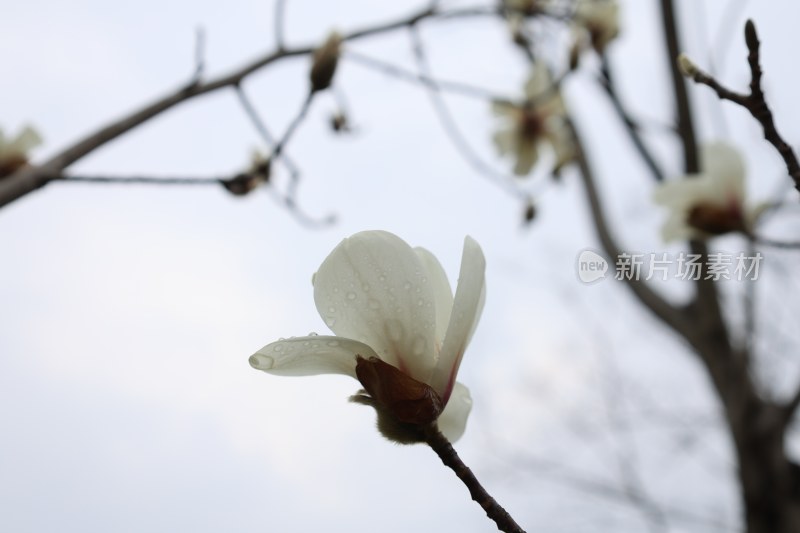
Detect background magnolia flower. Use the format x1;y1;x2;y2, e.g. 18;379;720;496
0;125;42;177
571;0;620;55
492;62;574;176
653;142;762;241
249;230;486;443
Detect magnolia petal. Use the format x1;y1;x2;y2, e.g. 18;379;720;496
249;335;378;378
493;129;517;156
702;142;745;201
415;247;454;349
491;100;517;118
437;382;472;442
661;214;697;242
313;230;437;382
524;61;551;100
653;178;713;210
514;141;539;176
430;236;486;400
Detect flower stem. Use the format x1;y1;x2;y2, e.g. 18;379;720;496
422;425;526;533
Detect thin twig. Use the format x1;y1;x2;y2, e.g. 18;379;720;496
344;50;505;101
660;0;698;174
599;56;665;182
51;175;221;185
275;0;287;50
422;424;526;533
682;20;800;195
234;84;303;180
407;26;529;200
0;4;499;209
568;117;687;336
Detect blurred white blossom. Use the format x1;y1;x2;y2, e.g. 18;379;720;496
0;125;42;177
492;62;574;176
653;142;763;241
572;0;620;55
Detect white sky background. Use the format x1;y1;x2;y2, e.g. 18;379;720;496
1;1;799;532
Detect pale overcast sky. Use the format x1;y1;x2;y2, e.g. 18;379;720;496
2;1;799;532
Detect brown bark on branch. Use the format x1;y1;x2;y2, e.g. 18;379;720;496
681;20;800;196
422;424;526;533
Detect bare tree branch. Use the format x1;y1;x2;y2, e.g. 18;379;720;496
0;4;495;210
681;20;800;195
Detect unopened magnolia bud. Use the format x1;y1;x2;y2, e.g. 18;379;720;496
744;19;758;51
523;200;537;224
310;31;342;93
677;53;699;78
330;111;350;133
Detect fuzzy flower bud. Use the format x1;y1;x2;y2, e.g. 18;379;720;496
310;31;343;93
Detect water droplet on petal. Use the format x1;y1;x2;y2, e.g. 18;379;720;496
411;335;426;356
362;284;371;292
309;332;318;336
417;299;424;307
327;340;340;347
328;306;336;314
249;354;274;369
403;282;411;290
347;292;356;300
273;344;284;352
326;317;337;327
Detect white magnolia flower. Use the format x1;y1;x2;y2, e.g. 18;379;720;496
492;62;574;176
653;142;761;241
572;0;620;55
0;125;42;177
250;230;486;443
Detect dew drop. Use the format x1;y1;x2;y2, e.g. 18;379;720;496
273;344;284;353
327;340;340;347
309;331;318;336
328;306;336;314
362;284;371;292
249;354;274;369
417;299;424;307
346;292;357;300
403;282;411;290
326;317;337;327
